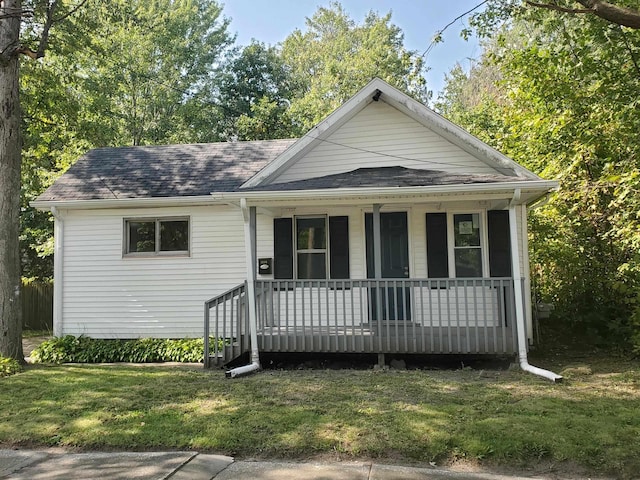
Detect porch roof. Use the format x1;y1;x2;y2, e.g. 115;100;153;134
241;166;525;192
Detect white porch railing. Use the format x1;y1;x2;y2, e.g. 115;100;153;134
204;278;519;367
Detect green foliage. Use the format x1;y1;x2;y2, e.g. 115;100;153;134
439;6;640;345
217;41;301;140
281;2;428;130
0;356;22;377
30;336;223;364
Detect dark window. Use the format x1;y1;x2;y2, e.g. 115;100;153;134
329;216;350;279
487;210;512;277
160;220;189;252
274;218;294;279
128;221;156;253
426;213;448;278
125;218;189;255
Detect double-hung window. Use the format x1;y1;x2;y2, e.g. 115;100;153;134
452;213;483;278
124;217;189;256
296;217;327;279
426;210;512;279
273;216;349;280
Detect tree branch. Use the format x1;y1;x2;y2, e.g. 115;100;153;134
12;0;89;60
32;0;59;59
525;1;592;15
53;0;89;23
0;11;31;20
526;0;640;29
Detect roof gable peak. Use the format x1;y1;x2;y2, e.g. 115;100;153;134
241;78;539;189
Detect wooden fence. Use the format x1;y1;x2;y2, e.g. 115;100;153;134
21;282;53;331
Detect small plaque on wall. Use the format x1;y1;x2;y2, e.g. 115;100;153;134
258;258;272;275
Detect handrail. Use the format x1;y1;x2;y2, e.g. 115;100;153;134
205;283;247;307
204;282;247;368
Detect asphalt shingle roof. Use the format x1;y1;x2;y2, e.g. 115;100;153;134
36;139;297;201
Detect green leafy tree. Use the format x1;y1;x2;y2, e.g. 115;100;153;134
217;41;299;140
74;0;233;146
439;5;640;344
217;3;429;140
281;2;429;130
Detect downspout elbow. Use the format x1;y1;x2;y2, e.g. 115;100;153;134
226;361;261;378
519;359;563;382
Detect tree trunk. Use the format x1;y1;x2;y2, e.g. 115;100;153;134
0;0;25;362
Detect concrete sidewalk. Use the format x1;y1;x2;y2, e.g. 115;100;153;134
0;449;554;480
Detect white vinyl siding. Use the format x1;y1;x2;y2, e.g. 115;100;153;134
57;202;532;341
60;205;246;338
271;101;503;184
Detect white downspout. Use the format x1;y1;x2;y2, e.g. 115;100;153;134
51;207;64;337
509;194;562;382
226;198;261;378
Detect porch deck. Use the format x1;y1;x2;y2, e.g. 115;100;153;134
204;278;519;367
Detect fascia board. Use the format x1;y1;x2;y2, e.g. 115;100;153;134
215;180;558;204
30;195;223;211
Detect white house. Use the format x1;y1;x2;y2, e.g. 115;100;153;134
33;79;560;378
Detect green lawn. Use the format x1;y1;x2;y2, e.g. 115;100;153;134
1;350;639;478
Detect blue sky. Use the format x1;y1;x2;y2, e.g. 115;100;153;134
221;0;484;98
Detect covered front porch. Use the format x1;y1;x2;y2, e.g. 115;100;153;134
204;277;519;367
202;182;538;368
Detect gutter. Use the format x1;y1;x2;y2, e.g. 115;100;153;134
508;200;562;382
50;207;64;337
213;180;559;203
31;195;223;211
226;198;261;378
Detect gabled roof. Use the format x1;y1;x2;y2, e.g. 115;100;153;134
36;140;296;202
240;78;539;188
34;78;556;210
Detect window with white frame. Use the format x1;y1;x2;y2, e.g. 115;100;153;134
295;216;327;279
124;217;189;255
452;213;482;277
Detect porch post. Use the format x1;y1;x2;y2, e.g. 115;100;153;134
508;206;527;355
241;198;260;367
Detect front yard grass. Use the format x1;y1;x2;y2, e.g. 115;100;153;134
1;351;638;478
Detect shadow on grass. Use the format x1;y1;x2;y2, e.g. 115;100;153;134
1;363;639;478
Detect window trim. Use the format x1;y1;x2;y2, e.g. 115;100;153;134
446;211;488;278
123;216;191;257
294;215;329;279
